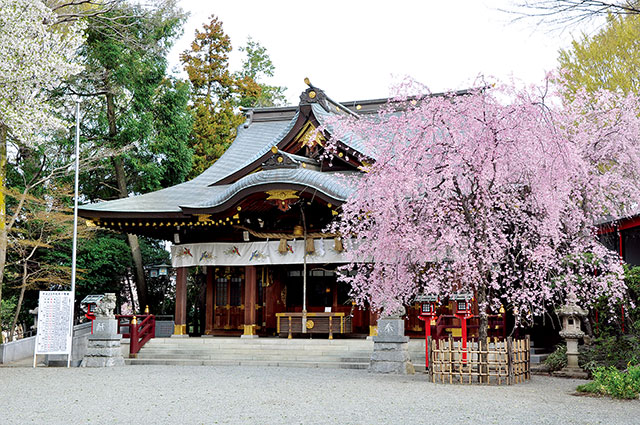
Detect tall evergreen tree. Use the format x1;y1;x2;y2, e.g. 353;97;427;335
181;16;286;178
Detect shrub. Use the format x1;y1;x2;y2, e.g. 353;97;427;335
579;335;640;372
576;365;640;399
544;344;567;371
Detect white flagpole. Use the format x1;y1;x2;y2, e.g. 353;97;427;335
67;100;80;368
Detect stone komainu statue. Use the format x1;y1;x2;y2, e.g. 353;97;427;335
94;293;116;319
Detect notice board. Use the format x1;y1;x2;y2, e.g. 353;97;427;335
35;291;72;355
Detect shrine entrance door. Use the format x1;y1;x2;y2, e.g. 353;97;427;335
213;270;244;331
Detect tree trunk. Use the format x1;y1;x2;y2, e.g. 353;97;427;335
0;125;7;324
477;283;489;383
477;284;489;341
106;91;147;310
111;156;148;310
9;261;28;341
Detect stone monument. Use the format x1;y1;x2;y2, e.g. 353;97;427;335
80;293;125;367
553;303;588;379
369;306;415;374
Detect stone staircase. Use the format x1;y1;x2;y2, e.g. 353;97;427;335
529;340;550;365
124;337;429;371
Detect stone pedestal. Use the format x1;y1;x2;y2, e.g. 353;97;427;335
369;318;415;374
80;318;125;367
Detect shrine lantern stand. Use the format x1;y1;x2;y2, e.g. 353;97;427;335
80;294;104;334
415;294;439;370
452;293;474;363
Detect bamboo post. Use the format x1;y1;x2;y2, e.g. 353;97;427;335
427;336;433;381
329;315;333;340
507;336;514;385
448;337;453;384
524;335;531;379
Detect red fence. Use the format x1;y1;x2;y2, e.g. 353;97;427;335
116;314;155;357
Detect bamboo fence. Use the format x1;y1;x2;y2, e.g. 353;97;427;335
427;336;530;385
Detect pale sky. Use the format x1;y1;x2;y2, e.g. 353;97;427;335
168;0;588;105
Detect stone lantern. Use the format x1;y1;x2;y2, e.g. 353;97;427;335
554;304;588;378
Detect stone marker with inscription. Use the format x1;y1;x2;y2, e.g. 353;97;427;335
80;293;125;367
369;307;415;374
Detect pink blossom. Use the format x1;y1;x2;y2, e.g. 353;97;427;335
326;78;638;327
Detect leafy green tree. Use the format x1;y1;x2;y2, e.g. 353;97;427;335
237;37;287;108
558;13;640;96
70;0;191;309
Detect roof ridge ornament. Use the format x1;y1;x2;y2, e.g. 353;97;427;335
300;83;330;111
300;77;360;118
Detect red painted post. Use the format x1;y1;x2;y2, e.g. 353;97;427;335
418;316;433;369
618;230;623;261
461;318;468;363
425;320;430;368
130;316;138;358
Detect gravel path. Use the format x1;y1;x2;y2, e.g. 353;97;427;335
0;366;638;424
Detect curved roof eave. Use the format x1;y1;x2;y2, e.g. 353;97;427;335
180;168;359;214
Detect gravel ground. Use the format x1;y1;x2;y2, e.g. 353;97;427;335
0;366;638;425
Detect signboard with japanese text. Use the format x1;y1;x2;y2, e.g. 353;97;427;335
35;291;72;355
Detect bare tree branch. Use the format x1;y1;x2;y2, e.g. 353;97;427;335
507;1;640;27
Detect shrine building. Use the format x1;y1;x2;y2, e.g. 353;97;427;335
79;82;417;338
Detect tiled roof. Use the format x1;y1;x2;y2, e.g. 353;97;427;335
79;88;380;217
79;117;294;214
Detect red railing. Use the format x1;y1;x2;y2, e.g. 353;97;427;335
116;314;155;357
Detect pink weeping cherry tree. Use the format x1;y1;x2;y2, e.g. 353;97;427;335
326;80;640;339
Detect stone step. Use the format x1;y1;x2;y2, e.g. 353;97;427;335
126;337;429;371
137;345;373;353
530;347;548;355
143;344;370;352
125;357;370;369
136;352;370;362
142;338;424;349
530;353;549;364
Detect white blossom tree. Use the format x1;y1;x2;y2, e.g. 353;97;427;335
0;0;84;314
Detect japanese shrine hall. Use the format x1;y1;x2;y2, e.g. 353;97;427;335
79;83;424;338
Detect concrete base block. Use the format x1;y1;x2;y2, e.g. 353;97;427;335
85;347;123;357
371;349;411;363
80;321;125;368
369;320;415;375
86;339;122;348
81;356;125;367
240;335;259;339
553;367;589;379
369;359;415;374
171;334;190;338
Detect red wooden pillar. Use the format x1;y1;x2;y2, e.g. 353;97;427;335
205;267;214;335
242;265;258;337
173;267;188;336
